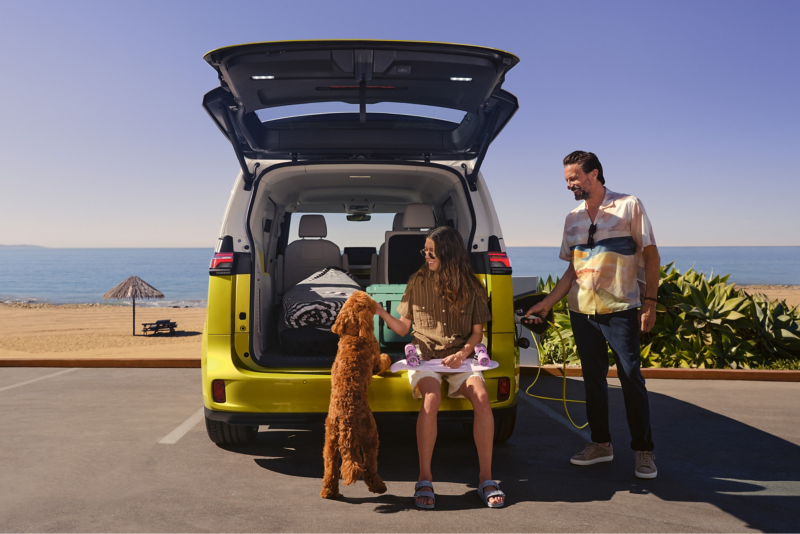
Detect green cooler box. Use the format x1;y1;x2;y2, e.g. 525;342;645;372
367;284;414;354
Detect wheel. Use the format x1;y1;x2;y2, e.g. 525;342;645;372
462;404;518;444
493;404;517;443
462;422;474;440
205;416;257;445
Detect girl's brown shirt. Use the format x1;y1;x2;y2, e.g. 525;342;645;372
396;275;492;361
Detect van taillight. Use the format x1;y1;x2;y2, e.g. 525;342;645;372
497;377;510;401
212;380;226;403
489;252;512;275
209;253;234;276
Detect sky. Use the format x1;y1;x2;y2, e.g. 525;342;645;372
0;0;798;248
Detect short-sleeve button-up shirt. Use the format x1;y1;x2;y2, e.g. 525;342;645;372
396;274;492;361
559;188;656;315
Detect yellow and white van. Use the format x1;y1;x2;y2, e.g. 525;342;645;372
201;40;522;445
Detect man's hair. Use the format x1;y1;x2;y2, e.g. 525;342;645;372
563;151;605;185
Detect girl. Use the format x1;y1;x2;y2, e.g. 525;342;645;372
376;225;506;509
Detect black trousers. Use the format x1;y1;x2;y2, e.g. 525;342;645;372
570;308;654;451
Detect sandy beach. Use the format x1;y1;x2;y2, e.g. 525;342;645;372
736;285;800;308
1;285;797;362
0;303;206;361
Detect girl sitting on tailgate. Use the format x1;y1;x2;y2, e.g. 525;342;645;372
375;225;505;509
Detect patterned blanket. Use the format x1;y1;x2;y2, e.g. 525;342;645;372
282;267;362;329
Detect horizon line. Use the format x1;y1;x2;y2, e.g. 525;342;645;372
2;244;800;249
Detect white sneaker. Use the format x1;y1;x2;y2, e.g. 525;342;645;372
635;451;657;479
570;442;614;466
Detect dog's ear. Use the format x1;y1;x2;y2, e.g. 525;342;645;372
331;306;347;335
358;307;374;338
333;305;361;337
368;296;378;315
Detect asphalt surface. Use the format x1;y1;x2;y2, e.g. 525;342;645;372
1;367;799;533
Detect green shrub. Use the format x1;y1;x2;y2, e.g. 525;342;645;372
535;264;800;369
754;359;800;371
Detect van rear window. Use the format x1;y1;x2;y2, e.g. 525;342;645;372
256;102;466;125
288;213;397;249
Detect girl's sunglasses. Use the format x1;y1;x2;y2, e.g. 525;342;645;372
419;249;436;260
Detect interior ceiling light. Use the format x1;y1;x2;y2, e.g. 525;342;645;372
450;77;472;81
251;75;274;80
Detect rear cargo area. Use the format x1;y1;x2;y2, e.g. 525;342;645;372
238;162;483;368
256;282;413;369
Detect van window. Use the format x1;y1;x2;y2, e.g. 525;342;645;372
287;213;398;250
256;102;466;124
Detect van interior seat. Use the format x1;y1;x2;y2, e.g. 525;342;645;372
381;204;435;285
278;215;342;294
373;213;406;285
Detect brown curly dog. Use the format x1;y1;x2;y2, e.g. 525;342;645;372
320;291;392;499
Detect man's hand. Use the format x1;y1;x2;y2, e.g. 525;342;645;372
639;303;656;332
524;301;551;325
442;351;467;369
640;245;660;334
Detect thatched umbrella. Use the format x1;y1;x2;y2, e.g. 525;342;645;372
103;276;164;335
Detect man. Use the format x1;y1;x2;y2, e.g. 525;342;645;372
526;151;659;479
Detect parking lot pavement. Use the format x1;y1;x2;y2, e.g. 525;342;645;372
1;368;798;532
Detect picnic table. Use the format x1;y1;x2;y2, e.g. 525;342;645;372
141;319;177;335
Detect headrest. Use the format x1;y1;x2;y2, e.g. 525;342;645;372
392;213;406;231
402;204;435;230
298;214;327;238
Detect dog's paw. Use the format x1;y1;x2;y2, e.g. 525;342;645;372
368;479;387;494
377;353;392;374
320;487;341;500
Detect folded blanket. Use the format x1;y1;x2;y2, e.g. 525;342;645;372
283;267;362;329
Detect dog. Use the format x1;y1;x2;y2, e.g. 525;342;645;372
320;291;392;499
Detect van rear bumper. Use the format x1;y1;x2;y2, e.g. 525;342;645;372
204;404;517;426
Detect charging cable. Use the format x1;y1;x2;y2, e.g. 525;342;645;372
523;319;588;430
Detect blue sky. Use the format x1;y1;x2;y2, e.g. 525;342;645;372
0;0;797;248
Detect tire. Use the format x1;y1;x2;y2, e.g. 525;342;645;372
205;416;258;445
462;422;474;440
493;404;517;443
462;404;518;444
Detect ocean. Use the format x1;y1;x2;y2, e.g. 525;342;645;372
0;247;797;306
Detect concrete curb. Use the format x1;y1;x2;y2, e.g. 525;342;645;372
520;365;800;382
0;359;200;368
1;360;797;381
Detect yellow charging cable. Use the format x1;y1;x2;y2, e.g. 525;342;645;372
524;322;588;430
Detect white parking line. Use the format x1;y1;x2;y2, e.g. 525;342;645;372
519;392;591;442
159;408;205;444
0;368;79;393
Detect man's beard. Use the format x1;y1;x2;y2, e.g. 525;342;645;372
572;187;590;201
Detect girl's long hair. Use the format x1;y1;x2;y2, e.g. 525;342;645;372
411;226;488;311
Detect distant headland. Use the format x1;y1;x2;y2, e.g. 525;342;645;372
0;244;46;249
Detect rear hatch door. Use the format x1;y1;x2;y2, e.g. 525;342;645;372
202;40;519;162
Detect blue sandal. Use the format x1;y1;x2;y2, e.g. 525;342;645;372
477;480;506;508
414;480;435;509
